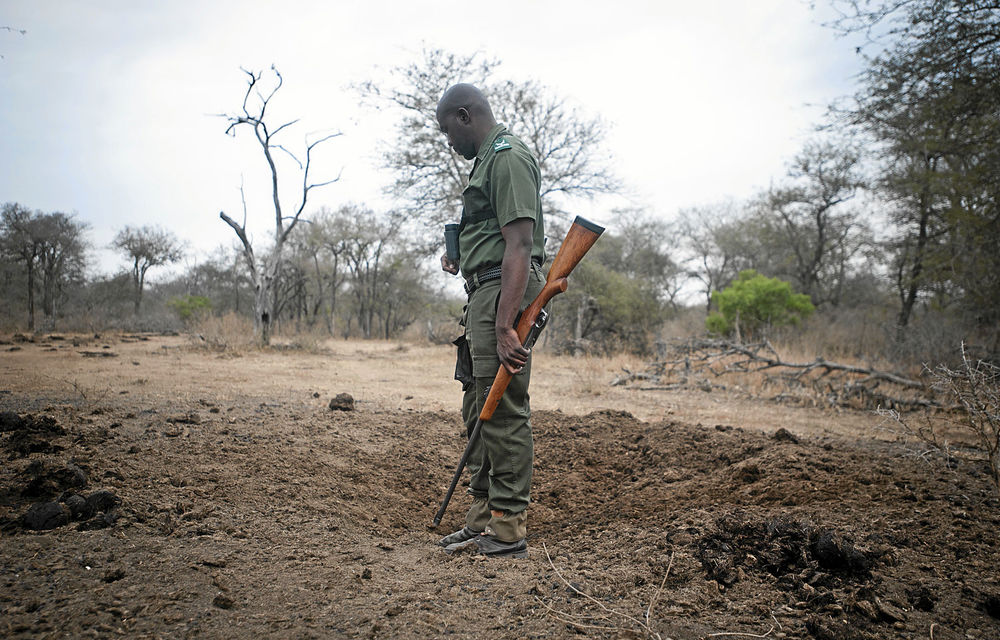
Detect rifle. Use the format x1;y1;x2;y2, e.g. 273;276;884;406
432;215;605;528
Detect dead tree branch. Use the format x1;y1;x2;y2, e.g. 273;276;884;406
615;339;936;411
215;65;341;345
878;343;1000;496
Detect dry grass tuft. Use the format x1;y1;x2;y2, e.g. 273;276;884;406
568;353;645;397
187;313;257;353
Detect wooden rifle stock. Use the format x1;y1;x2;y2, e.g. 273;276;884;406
432;216;605;528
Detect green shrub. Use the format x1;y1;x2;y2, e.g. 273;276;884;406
707;270;814;340
166;295;212;324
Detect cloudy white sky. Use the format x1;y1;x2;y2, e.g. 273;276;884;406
1;0;863;276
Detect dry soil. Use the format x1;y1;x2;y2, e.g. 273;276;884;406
1;333;998;639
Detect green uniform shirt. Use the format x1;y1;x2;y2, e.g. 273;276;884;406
459;124;546;277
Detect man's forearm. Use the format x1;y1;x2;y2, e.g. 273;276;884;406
496;253;529;331
496;220;534;331
494;219;535;373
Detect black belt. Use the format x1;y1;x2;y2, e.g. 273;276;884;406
464;261;541;296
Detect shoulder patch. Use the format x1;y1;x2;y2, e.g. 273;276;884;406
492;137;512;152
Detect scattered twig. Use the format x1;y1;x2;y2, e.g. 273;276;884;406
645;551;674;626
705;627;774;639
39;374;111;404
542;543;651;631
540;542;670;639
533;598;618;632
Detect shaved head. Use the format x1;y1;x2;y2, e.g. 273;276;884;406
435;83;497;160
436;83;495;121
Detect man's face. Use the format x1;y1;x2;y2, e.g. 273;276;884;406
437;109;477;160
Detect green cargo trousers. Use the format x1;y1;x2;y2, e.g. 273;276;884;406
461;262;544;542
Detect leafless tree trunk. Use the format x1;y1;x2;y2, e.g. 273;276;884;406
217;67;341;345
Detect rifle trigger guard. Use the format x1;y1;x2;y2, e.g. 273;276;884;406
523;309;549;350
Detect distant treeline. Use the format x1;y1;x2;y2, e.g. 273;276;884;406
2;1;997;367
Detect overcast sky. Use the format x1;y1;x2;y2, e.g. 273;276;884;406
1;0;863;276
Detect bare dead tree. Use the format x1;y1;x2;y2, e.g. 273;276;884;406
217;66;341;345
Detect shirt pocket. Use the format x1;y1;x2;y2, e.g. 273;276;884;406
462;180;494;225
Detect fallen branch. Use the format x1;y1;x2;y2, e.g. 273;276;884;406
615;339;937;411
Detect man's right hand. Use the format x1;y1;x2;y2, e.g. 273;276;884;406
441;253;459;275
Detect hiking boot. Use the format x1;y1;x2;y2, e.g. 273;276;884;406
443;536;480;555
473;534;528;559
438;526;481;547
444;534;528;559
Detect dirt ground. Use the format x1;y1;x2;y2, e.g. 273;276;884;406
1;333;998;639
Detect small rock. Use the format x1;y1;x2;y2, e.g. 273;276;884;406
212;593;235;609
855;600;878;620
730;460;761;484
86;490;121;513
211;573;229;592
329;393;355;412
876;598;907;623
22;502;69;530
200;558;228;568
772;428;799;444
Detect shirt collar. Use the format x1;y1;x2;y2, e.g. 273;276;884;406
475;124;509;161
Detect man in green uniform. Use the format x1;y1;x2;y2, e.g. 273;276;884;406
436;83;546;559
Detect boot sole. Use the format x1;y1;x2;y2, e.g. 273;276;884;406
482;548;528;559
443;539;528;559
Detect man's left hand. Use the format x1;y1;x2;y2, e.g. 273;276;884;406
496;326;529;374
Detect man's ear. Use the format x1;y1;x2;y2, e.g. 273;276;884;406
456;107;471;124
